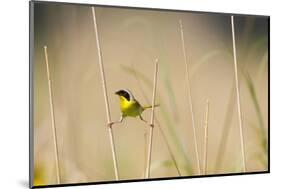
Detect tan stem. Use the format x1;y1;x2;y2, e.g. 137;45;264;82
91;7;119;180
130;61;182;176
44;46;61;184
231;15;247;172
145;59;159;178
203;100;209;175
179;19;201;174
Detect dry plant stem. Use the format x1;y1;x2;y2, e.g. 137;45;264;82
143;131;148;178
145;59;159;178
231;16;247;172
130;62;182;176
215;53;251;171
44;46;61;184
203;100;209;175
215;19;256;172
91;7;119;180
179;19;201;174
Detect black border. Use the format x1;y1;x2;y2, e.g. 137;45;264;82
33;171;268;188
29;1;270;188
29;1;34;189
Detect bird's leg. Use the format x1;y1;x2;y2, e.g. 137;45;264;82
139;115;148;123
110;116;124;126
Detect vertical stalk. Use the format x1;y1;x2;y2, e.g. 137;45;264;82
143;131;148;178
44;46;61;184
145;59;159;178
91;7;119;180
231;16;247;172
130;62;182;176
179;19;201;174
203;100;209;175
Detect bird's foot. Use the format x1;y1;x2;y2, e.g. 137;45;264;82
108;116;124;127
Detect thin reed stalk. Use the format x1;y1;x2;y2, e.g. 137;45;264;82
179;19;201;174
91;7;119;180
143;131;148;178
145;59;159;178
231;16;247;172
215;18;257;172
129;62;182;176
43;46;61;184
203;100;209;175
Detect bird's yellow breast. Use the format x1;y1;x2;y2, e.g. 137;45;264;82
119;96;143;117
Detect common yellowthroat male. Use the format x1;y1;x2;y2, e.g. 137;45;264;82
114;89;159;123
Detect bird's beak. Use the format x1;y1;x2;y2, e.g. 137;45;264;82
115;91;120;95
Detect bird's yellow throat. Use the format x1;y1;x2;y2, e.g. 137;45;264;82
119;96;143;117
119;96;159;117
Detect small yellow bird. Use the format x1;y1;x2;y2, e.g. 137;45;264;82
114;89;159;123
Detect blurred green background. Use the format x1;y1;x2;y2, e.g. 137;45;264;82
33;2;268;186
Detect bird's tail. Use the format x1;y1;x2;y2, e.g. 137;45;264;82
143;104;160;110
